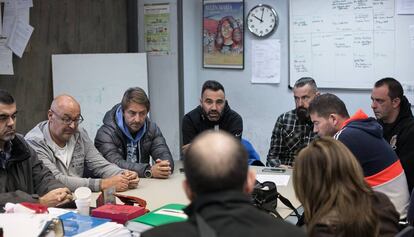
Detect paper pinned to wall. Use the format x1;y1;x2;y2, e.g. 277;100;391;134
16;0;33;9
0;38;14;75
397;0;414;14
6;19;33;57
256;174;290;186
251;39;281;84
410;25;414;48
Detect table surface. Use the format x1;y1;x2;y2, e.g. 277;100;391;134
92;161;301;219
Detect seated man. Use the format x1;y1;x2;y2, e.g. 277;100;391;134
371;78;414;192
267;77;319;166
182;80;242;154
0;90;72;207
142;131;305;237
95;87;173;179
25;95;139;192
309;93;409;218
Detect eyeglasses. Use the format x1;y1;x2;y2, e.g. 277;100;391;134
0;111;17;123
51;110;84;125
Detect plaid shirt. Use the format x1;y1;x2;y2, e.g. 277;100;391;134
267;109;317;166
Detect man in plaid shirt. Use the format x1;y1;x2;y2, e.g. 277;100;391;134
267;78;319;166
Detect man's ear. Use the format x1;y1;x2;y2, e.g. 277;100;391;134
47;110;53;121
244;169;256;194
183;179;194;201
392;97;401;109
199;98;203;106
329;114;338;126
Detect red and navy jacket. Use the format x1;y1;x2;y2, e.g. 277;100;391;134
334;109;409;218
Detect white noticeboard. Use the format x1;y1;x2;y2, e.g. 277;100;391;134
52;53;148;140
289;0;414;89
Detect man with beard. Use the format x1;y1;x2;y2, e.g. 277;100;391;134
95;87;173;179
266;77;319;166
371;78;414;192
309;93;409;218
25;95;139;192
182;80;242;155
0;90;73;207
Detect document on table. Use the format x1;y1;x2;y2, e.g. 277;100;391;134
256;174;290;186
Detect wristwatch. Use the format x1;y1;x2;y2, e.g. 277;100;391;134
144;169;152;178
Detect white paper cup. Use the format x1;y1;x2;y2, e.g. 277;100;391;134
75;199;91;216
74;187;92;200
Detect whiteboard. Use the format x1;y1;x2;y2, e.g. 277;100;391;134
52;53;148;139
289;0;414;89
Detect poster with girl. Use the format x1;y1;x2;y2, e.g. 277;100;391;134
203;0;244;69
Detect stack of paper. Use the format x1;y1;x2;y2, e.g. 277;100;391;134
59;212;130;237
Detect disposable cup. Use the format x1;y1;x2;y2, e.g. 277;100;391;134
74;187;92;200
75;199;91;216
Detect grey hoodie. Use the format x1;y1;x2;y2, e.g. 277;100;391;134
25;121;123;192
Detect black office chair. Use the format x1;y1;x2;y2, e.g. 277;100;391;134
407;189;414;225
395;226;414;237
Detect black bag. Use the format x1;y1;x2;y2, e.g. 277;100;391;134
251;180;303;225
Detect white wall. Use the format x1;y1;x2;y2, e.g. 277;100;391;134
182;0;374;162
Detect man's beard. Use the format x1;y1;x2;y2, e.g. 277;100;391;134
296;107;309;122
203;109;221;122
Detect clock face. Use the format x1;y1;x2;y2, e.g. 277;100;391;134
246;5;278;37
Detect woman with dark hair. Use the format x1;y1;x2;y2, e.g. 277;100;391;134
293;137;400;237
215;16;242;54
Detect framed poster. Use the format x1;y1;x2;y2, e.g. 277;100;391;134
203;0;244;69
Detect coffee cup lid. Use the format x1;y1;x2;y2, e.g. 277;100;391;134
74;187;92;200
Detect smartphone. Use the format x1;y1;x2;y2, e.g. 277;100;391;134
262;167;286;173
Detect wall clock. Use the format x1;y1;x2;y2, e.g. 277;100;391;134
246;4;279;37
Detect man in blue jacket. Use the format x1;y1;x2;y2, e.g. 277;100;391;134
308;93;409;218
95;87;173;179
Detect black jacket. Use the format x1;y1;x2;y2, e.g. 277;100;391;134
182;103;243;145
0;134;64;206
94;104;174;177
142;191;305;237
379;96;414;192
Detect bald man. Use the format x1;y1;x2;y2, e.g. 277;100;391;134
142;131;305;237
25;95;139;192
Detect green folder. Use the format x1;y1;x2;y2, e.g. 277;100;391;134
129;203;187;227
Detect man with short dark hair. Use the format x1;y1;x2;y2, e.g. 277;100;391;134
371;78;414;192
182;80;242;154
267;77;319;166
142;131;305;237
25;95;139;192
309;93;409;218
95;87;173;179
0;90;72;207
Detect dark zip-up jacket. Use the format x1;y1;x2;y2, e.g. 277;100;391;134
182;102;243;145
142;191;305;237
95;104;173;177
0;134;64;206
379;96;414;192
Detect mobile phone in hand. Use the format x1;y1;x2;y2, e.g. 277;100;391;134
262;167;286;173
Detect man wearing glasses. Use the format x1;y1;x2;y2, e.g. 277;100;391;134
0;90;73;207
25;95;139;192
266;77;319;167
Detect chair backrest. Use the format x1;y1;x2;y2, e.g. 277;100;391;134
241;138;262;165
407;189;414;225
396;226;414;237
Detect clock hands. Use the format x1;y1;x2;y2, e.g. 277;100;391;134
260;7;265;21
252;14;262;23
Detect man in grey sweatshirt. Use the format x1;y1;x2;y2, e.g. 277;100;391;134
25;95;139;192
